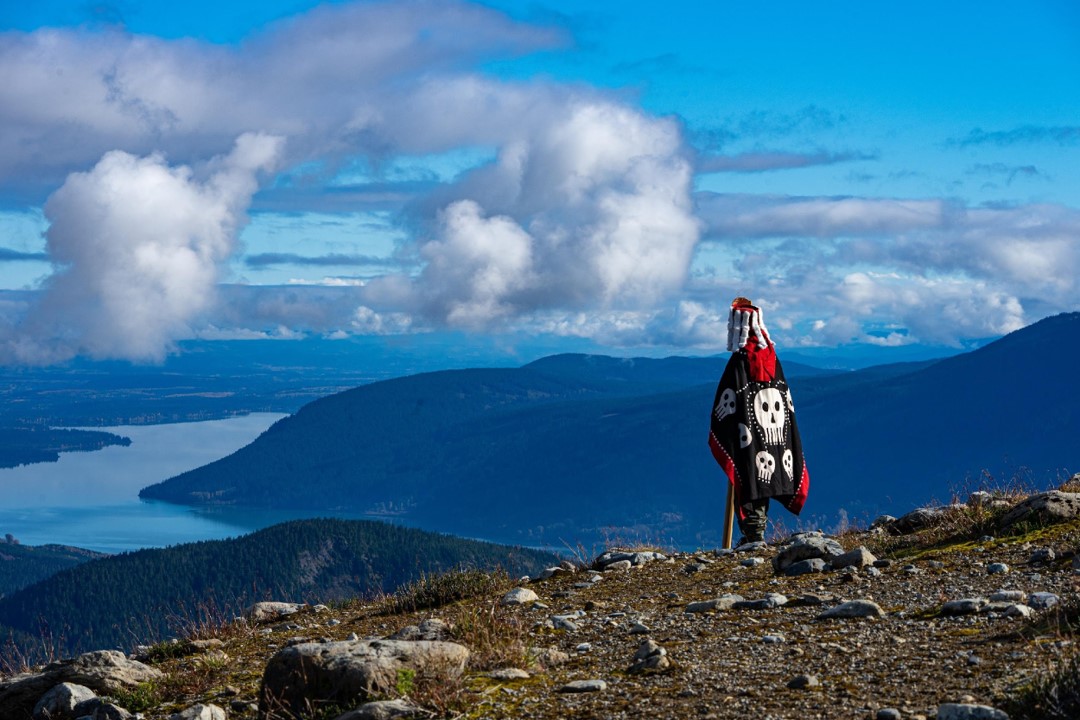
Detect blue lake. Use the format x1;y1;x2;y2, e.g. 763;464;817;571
0;414;382;553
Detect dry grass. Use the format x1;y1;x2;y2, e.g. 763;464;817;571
1004;651;1080;720
448;600;530;671
383;568;513;615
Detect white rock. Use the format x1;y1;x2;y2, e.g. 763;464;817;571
169;703;227;720
558;679;607;693
500;588;539;606
817;599;885;619
1028;592;1060;610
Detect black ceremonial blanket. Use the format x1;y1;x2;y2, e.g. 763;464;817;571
708;343;809;517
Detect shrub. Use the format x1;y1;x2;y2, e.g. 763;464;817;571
386;568;509;614
1005;652;1080;720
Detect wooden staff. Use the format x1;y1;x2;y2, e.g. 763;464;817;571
722;482;735;549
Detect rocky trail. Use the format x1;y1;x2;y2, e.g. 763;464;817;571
3;488;1079;720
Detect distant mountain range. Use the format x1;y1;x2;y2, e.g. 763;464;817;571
141;315;1080;546
0;518;558;657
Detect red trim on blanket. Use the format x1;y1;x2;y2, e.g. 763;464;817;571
708;432;745;520
785;462;810;515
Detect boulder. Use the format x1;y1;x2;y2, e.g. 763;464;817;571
784;558;826;576
772;536;844;573
941;598;989;616
500;588;538;606
71;699;132;720
817;599;885;619
0;672;59;720
999;491;1080;529
831;547;877;570
59;651;163;695
685;594;744;613
32;683;96;720
889;507;945;534
258;639;468;719
1;651;162;720
593;551;666;570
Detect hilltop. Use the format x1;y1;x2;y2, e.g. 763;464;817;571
3;484;1078;719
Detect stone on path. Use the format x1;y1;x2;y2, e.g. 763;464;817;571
831;546;877;570
169;704;227;720
1028;592;1060;610
558;679;607;693
817;599;884;619
685;595;744;613
248;601;305;623
786;674;820;689
785;558;826;576
773;535;844;572
936;703;1010;720
500;587;539;606
890;507;945;534
941;598;989;616
733;593;788;610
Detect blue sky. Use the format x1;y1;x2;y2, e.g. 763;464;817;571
0;0;1077;364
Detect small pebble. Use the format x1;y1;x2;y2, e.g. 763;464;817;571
987;563;1009;575
786;674;820;690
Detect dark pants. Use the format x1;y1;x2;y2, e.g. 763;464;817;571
738;497;770;543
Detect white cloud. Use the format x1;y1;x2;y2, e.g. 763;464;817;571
1;1;1078;360
3;134;282;363
387;100;700;327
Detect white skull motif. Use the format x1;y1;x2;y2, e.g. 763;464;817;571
752;387;787;446
738;423;752;449
755;451;775;484
714;388;737;423
785;389;795;413
782;449;794;480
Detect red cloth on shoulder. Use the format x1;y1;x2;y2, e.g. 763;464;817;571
745;337;776;382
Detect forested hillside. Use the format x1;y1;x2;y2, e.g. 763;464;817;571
0;518;558;657
0;541;106;598
0;428;130;468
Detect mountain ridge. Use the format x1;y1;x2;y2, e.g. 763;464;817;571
140;313;1080;545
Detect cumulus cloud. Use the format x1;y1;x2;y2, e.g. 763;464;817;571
3;133;282;363
690;194;1080;348
366;95;701;328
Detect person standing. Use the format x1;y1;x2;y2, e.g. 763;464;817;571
708;298;809;544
